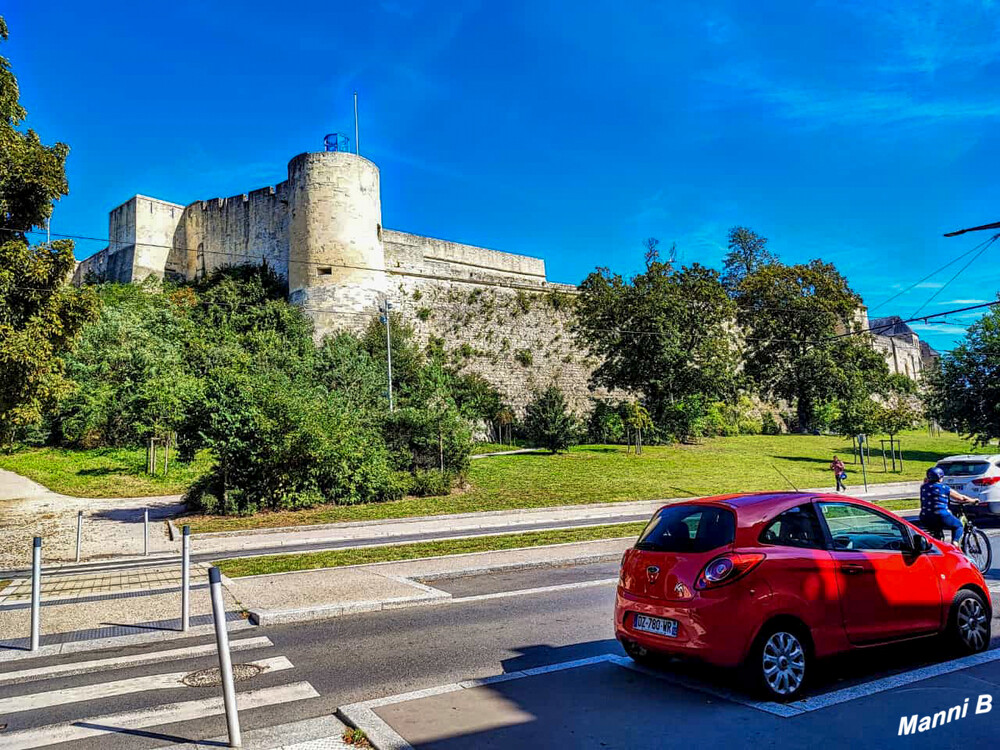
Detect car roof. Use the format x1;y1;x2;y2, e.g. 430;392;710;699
660;491;894;519
938;455;1000;462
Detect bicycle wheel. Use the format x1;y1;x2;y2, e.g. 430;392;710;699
962;528;993;574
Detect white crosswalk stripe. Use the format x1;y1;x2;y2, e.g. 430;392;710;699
1;682;321;750
0;635;273;687
0;656;293;714
0;634;322;749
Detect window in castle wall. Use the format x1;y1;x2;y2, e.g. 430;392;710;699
318;266;333;276
377;224;383;242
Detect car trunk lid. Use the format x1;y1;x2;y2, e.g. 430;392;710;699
620;504;736;601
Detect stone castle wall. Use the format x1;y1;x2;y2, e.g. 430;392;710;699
73;151;597;413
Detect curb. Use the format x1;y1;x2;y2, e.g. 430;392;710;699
248;591;452;626
167;519;180;542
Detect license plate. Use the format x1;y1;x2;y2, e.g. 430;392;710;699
633;614;678;638
949;483;965;491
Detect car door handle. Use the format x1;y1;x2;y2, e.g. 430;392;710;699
840;564;866;575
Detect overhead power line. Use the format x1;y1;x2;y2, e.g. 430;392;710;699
868;233;998;314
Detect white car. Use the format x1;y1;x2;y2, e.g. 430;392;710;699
936;454;1000;517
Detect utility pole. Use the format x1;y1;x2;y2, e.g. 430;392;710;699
382;300;394;412
354;91;360;157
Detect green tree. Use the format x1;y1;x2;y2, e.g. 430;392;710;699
926;302;1000;446
576;260;738;427
735;259;889;429
721;226;776;293
0;19;98;446
53;281;196;447
524;386;578;453
622;401;653;454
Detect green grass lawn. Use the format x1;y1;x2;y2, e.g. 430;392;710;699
214;521;647;578
187;430;978;533
0;447;213;498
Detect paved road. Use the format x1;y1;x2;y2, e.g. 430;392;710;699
5;542;1000;750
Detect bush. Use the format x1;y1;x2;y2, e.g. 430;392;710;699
406;469;454;497
761;412;782;435
182;369;400;514
515;349;533;367
587;399;625;443
660;395;709;443
524;387;578;453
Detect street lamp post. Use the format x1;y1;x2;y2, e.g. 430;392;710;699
382;301;394;412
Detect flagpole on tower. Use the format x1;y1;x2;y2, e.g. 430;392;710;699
354;91;360;156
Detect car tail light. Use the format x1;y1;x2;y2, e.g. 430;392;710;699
695;553;765;590
972;477;1000;486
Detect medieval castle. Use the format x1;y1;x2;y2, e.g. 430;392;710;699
73;148;937;412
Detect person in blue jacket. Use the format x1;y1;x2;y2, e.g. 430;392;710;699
920;466;977;546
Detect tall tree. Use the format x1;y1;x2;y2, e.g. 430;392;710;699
926;302;1000;446
576;258;738;426
0;18;98;447
735;259;889;429
721;226;777;293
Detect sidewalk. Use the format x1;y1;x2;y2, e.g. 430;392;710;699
0;561;246;653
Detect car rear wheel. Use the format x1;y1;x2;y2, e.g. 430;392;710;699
747;624;811;701
946;590;991;654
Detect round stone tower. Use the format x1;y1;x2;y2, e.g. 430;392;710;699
287;151;387;332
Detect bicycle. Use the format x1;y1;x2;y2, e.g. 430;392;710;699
922;503;993;574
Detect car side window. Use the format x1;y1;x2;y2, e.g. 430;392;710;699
760;505;826;549
818;503;908;552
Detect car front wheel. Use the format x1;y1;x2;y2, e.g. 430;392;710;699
947;590;991;654
748;624;811;701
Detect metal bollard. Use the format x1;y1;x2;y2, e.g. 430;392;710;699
209;566;241;747
181;525;190;632
143;508;149;557
75;511;83;563
30;537;41;651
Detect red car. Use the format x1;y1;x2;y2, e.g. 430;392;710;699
615;492;992;700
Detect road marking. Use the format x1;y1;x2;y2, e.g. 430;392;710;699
612;646;1000;718
0;618;256;664
449;577;619;603
0;656;293;714
338;655;620;750
0;636;273;687
0;681;320;750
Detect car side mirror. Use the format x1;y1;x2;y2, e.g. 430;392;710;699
911;535;932;554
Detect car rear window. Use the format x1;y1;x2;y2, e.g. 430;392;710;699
635;505;735;553
939;461;991;476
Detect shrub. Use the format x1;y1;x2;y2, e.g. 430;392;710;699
660;395;709;443
416;307;432;321
524;387;578;453
587;399;625;444
181;369;399;514
515;349;533;367
761;412;782;435
407;469;454;497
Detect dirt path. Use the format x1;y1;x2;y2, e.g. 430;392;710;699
0;469;183;571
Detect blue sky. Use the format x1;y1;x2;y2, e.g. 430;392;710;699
6;0;999;352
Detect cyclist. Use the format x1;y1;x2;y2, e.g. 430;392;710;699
920;466;977;546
